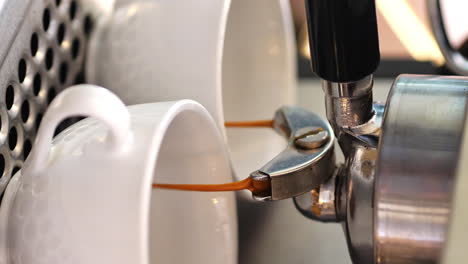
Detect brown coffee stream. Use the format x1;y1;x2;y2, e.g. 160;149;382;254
224;120;273;128
153;177;271;196
153;119;274;195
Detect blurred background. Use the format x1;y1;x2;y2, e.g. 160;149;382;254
291;0;468;78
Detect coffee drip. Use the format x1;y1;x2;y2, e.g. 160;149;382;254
224;120;273;128
153;120;273;196
153;177;271;196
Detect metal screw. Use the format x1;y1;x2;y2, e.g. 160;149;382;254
294;126;329;149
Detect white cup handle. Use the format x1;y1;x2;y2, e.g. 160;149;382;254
25;84;130;174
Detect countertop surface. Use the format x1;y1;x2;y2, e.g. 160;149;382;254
238;79;394;264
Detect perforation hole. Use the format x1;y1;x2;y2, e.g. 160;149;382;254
11;166;20;177
23;140;32;160
33;73;42;96
21;100;30;123
47;87;57;104
45;48;54;70
84;15;93;37
55;0;62;7
5;85;14;110
8;127;17;150
59;62;68;84
30;33;39;56
69;1;78;20
71;38;80;59
18;59;27;83
74;72;85;84
0;155;4;178
42;8;51;31
57;23;66;45
36;113;43;131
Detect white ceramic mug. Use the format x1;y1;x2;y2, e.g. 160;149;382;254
0;85;237;264
86;0;296;185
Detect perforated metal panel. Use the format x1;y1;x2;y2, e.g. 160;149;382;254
0;0;96;193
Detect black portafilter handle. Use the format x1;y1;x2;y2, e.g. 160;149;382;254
305;0;381;83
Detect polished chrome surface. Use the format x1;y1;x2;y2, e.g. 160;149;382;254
346;102;384;139
428;0;468;76
345;143;376;264
443;105;468;264
251;106;336;200
375;75;468;264
0;0;99;193
296;140;377;263
291;72;380;264
323;75;374;130
323;75;373;97
294;167;343;222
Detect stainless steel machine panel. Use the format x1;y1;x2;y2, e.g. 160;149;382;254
0;0;100;193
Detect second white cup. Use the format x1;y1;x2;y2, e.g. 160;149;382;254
86;0;296;185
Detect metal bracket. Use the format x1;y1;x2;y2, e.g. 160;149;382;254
250;106;336;201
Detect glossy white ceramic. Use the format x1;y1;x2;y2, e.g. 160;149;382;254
87;0;229;128
86;0;296;184
223;0;296;189
0;85;237;264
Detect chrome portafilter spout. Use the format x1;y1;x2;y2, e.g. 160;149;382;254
297;1;381;262
250;0;382;263
250;0;382;197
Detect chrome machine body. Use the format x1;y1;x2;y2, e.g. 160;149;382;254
375;75;467;263
250;0;468;263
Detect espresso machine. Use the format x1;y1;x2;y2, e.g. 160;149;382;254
0;0;465;263
248;0;468;263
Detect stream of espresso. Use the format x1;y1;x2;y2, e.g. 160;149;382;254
152;120;273;195
224;120;273;128
153;177;271;196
